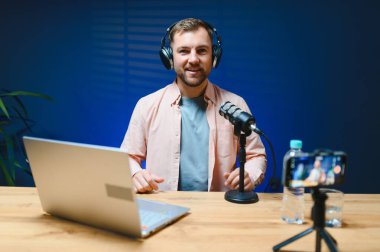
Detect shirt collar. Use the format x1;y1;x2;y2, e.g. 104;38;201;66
203;80;217;105
169;80;217;106
168;82;182;106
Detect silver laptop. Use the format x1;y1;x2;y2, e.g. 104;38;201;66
23;136;189;238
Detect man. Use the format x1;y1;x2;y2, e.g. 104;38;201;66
121;18;266;193
305;159;327;185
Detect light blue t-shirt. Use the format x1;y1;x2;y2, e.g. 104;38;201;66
178;95;209;191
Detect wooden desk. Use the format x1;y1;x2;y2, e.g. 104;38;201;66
1;187;380;251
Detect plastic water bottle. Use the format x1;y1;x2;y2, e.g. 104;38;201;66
281;139;305;224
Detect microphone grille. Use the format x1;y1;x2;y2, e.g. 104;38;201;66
219;101;231;117
219;101;243;124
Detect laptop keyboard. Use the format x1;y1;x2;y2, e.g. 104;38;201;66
138;199;173;230
139;209;169;229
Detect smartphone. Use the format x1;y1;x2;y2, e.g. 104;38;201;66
283;151;347;188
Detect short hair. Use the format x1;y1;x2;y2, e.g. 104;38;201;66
169;18;213;43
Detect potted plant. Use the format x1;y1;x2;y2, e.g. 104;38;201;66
0;90;51;186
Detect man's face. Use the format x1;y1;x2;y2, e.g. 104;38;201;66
171;27;213;88
314;160;321;168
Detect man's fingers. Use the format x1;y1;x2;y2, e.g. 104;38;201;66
225;169;239;184
132;170;164;193
152;174;165;183
242;176;252;190
225;169;254;191
142;171;158;190
143;172;164;190
231;175;240;188
244;182;253;191
233;177;253;191
133;177;146;193
138;175;153;191
223;172;230;180
230;169;246;188
133;172;152;193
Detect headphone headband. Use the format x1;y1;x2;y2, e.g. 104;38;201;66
160;23;176;49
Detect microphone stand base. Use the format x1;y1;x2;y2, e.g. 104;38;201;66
225;190;259;204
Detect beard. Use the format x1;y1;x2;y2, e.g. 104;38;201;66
176;67;209;88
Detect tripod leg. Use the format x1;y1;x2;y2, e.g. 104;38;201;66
324;229;338;245
319;229;339;252
273;228;314;251
316;231;320;252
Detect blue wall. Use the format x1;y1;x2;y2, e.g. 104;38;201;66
1;0;379;193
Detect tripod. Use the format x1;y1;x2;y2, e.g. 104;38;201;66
273;188;339;252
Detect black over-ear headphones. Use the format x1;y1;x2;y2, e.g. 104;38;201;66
159;21;223;70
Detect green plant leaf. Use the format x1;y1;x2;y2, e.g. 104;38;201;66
11;106;33;132
0;155;15;186
0;89;52;186
14;160;32;176
0;128;16;180
12;95;28;118
1;91;52;101
0;97;10;119
14;135;29;162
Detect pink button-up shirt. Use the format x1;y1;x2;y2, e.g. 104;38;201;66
121;81;267;191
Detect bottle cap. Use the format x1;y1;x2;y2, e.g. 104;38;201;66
290;139;302;149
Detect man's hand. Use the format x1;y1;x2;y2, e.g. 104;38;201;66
224;168;254;191
132;170;164;193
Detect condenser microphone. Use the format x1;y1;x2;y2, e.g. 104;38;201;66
219;101;263;135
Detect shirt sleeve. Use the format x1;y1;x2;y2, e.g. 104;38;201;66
238;99;267;187
120;99;147;176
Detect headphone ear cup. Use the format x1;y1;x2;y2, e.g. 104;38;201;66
159;47;173;70
212;45;222;68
